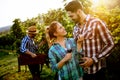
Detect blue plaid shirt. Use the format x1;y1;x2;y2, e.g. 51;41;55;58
20;35;38;53
48;38;83;80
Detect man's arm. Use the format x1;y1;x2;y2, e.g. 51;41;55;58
20;37;37;58
25;50;37;58
97;21;114;59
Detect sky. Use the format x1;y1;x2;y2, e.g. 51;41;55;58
0;0;71;28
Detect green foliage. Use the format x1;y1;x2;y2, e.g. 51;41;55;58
0;34;15;50
108;7;120;44
0;54;55;80
0;51;9;57
10;19;25;39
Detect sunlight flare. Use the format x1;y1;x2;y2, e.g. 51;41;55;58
92;0;100;7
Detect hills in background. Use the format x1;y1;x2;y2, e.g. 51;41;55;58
0;25;11;33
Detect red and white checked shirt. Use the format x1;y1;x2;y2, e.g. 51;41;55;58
73;15;114;74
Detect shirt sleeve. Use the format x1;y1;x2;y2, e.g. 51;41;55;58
48;47;59;72
97;21;114;59
20;37;28;53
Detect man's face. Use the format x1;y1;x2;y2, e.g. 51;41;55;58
29;33;37;38
67;11;80;24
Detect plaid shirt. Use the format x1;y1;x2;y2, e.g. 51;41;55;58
48;38;83;80
73;15;114;74
20;35;38;53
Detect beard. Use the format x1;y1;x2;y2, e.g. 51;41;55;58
72;14;81;24
72;19;79;24
31;34;36;38
31;36;35;38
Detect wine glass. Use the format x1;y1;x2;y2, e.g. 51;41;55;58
67;44;72;53
66;44;72;62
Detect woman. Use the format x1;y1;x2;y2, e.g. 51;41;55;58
47;21;83;80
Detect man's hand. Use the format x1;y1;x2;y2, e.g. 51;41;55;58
31;53;37;58
80;57;93;68
26;50;37;58
77;34;84;42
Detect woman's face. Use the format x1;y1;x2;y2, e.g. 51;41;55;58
54;22;67;37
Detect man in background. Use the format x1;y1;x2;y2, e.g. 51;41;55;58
20;25;40;80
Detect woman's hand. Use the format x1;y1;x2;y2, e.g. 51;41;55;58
63;53;72;62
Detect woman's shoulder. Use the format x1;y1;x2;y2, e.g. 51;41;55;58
49;43;59;50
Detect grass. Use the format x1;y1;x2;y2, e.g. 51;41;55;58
0;54;55;80
1;53;120;80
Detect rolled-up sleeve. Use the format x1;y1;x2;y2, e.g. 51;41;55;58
48;49;59;72
20;37;28;53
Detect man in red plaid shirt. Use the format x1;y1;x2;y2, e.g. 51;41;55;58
65;0;114;80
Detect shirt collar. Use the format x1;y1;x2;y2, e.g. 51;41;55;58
26;35;32;40
75;14;91;28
